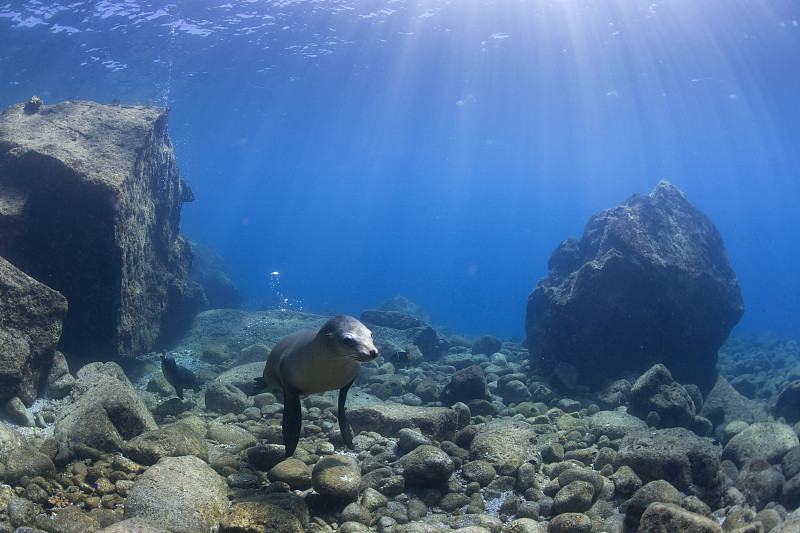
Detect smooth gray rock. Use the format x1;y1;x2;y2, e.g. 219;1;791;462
587;410;648;441
123;422;209;465
553;480;594;514
219;502;303;533
312;454;361;500
348;403;458;442
53;362;157;452
734;459;785;511
124;455;228;533
204;380;251;414
471;335;502;356
267;458;312;490
623;480;683;529
547;512;592;533
439;365;492;404
637;502;722;533
97;517;172;532
722;421;799;468
4;397;34;427
470;419;541;476
396;445;455;486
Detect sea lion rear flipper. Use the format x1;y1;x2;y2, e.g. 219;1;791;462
250;377;268;396
338;380;355;449
282;389;302;457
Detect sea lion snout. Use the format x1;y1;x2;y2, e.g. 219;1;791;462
355;344;379;362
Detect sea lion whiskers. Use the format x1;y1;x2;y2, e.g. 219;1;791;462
347;349;379;362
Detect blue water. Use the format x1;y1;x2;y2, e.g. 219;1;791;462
1;0;798;339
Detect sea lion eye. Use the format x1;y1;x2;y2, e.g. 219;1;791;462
342;337;355;346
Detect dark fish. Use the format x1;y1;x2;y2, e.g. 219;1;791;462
390;351;414;366
161;354;200;400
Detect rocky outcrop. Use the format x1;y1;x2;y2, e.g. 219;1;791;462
0;255;67;405
189;241;241;309
0;99;204;360
525;181;743;390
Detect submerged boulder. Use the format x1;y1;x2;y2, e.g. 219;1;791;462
0;99;204;360
53;362;157;452
0;255;67;405
525;180;743;390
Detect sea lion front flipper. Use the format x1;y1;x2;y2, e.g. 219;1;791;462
337;379;355;449
175;387;184;400
282;388;302;457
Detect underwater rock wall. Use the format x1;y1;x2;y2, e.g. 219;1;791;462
0;99;203;360
526;180;744;391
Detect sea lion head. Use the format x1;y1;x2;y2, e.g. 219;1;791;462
161;354;177;371
321;315;379;362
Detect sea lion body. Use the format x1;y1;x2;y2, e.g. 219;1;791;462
263;315;378;456
161;355;200;400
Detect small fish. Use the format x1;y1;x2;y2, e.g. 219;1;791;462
161;354;200;400
390;351;414;366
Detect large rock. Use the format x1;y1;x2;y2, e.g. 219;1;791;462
123;422;209;465
525;181;743;390
469;419;541;476
311;454;362;500
616;427;724;507
0;255;67;405
698;376;768;434
348;403;458;442
53;361;157;452
0;420;27;462
189;241;241;310
628;364;696;429
638;502;722;533
396;445;455;486
722;421;799;468
124;455;228;533
439;365;492;405
0;99;203;360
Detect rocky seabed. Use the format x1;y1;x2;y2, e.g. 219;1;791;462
2;331;800;533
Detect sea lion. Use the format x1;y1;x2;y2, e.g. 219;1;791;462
161;354;200;400
263;315;379;456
